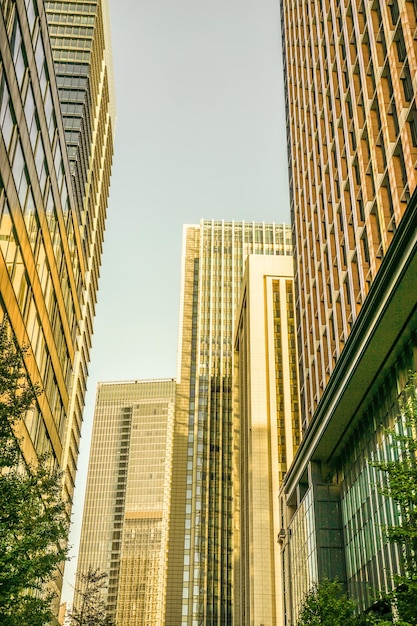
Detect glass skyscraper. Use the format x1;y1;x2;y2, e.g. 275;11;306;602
0;0;114;615
44;0;115;509
165;220;292;626
0;0;79;472
75;379;176;625
45;0;115;215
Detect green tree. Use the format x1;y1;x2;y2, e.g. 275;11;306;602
296;578;357;626
68;566;115;626
0;318;69;625
368;372;417;625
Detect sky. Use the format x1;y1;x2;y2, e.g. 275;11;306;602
62;0;291;605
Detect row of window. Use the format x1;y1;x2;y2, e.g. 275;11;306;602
45;2;97;14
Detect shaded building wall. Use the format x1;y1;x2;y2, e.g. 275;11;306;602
45;0;116;510
282;466;346;625
280;201;417;621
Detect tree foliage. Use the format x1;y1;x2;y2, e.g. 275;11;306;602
0;318;69;625
295;377;417;626
68;566;115;626
296;578;357;626
368;372;417;625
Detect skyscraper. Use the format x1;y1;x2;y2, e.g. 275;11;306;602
234;255;300;625
0;0;114;612
280;0;417;620
45;0;115;222
165;220;293;626
44;0;116;510
0;0;77;499
75;379;176;625
281;0;417;427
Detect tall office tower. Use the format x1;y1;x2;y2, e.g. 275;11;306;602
165;220;292;626
0;0;114;613
0;0;92;613
44;0;115;510
280;0;417;621
0;0;81;458
281;0;417;427
234;255;301;626
75;379;176;625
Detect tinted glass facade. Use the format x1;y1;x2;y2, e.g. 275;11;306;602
44;0;115;508
0;1;100;614
0;3;114;615
166;220;292;626
45;0;115;219
75;379;176;625
1;0;81;491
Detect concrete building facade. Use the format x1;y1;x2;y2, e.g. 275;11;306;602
234;255;301;625
281;0;417;426
280;0;417;621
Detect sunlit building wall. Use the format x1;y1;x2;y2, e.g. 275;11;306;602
165;220;292;626
281;0;417;427
234;255;301;625
280;0;417;621
74;379;176;626
0;0;97;613
44;0;115;511
0;0;82;511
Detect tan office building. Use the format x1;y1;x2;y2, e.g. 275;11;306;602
234;255;300;626
75;379;176;625
165;220;293;626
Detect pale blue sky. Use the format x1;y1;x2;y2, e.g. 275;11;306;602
63;0;290;604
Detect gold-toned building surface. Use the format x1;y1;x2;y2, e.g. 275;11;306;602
45;0;116;509
0;0;82;483
0;1;115;612
280;0;417;620
234;255;301;626
281;0;417;426
165;220;292;626
75;379;176;625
